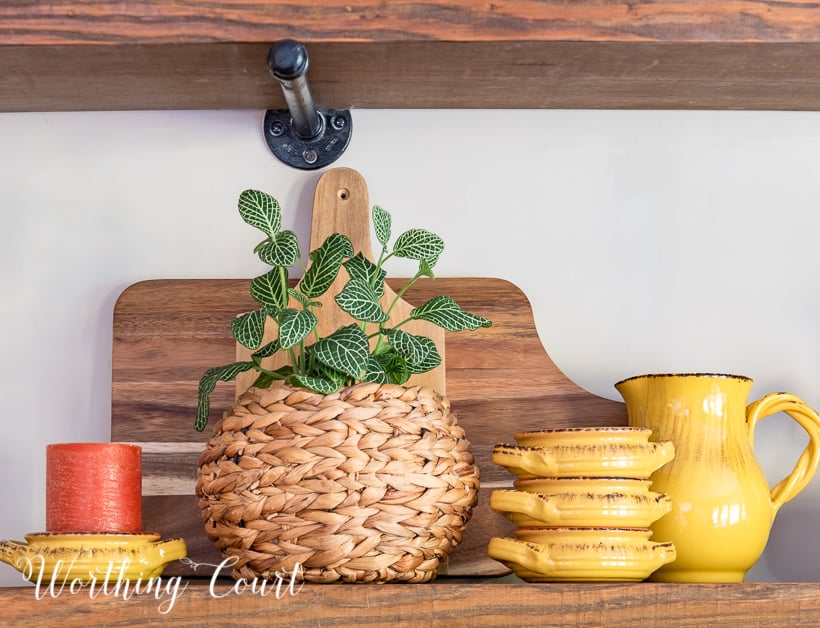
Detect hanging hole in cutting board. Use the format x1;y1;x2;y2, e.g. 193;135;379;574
338;187;350;200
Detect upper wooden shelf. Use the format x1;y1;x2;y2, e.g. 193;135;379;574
4;1;820;112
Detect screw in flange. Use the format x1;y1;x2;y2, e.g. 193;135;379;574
330;115;347;131
302;148;319;165
269;120;286;137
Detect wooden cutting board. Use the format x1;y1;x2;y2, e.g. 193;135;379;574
111;174;627;578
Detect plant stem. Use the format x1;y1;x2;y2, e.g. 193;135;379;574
385;271;422;319
254;365;288;380
279;265;289;308
288;346;300;374
388;316;413;331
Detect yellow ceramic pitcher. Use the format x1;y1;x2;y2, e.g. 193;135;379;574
615;373;820;582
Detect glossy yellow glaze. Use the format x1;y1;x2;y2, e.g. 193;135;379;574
514;477;653;493
487;528;676;582
616;373;820;582
0;532;187;584
492;440;675;479
490;484;672;528
515;426;652;447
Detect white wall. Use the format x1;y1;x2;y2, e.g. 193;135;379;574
2;108;820;585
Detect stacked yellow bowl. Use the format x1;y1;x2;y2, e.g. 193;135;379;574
488;426;677;582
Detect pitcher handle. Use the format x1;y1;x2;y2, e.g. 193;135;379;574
747;392;820;514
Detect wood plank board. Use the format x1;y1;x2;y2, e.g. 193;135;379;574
4;581;820;626
9;1;820;45
112;277;626;577
6;2;820;111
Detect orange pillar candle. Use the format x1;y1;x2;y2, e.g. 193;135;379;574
46;443;142;534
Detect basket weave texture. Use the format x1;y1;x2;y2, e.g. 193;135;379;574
196;381;480;583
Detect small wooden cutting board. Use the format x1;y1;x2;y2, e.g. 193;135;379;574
236;167;446;395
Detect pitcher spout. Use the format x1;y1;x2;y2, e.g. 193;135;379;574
614;373;646;401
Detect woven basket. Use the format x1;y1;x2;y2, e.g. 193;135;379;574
196;381;480;583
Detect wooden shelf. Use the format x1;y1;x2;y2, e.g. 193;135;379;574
4;1;820;111
3;579;820;626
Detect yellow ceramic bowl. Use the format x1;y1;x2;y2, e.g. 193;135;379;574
488;527;676;582
492;440;674;479
490;484;672;528
0;532;188;584
515;426;652;447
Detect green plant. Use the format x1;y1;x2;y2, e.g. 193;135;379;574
195;189;491;431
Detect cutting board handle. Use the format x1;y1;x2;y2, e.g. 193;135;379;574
310;167;374;256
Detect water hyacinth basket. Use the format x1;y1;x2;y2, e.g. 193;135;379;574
196;381;480;583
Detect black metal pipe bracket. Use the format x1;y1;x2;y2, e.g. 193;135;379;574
264;40;352;170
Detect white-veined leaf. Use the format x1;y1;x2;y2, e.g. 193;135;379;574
392;229;444;266
411;296;492;331
385;331;441;374
406;336;442;373
252;340;280;361
195;361;255;431
343;252;386;296
372;205;391;247
231;308;266;349
335;278;388;323
310;324;369;378
385;329;431;365
257;230;300;266
278;308;318;349
314;361;348;387
375;349;410;385
288;374;341;394
250;269;287;310
238;190;280;238
363;355;389;384
300;233;354;298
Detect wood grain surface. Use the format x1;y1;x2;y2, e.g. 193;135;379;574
3;580;820;627
112;277;626;577
5;1;820;45
6;2;820;111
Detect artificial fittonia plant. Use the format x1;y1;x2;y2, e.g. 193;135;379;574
195;189;491;431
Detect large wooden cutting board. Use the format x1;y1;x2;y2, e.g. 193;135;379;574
112;277;626;577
